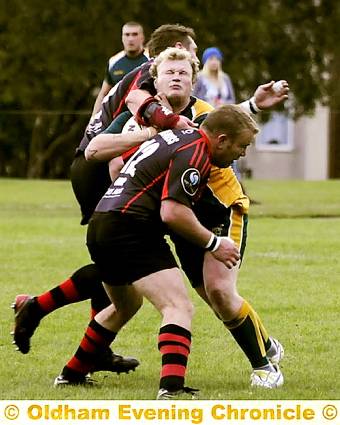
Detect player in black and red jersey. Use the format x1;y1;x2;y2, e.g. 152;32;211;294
86;47;286;389
11;24;199;375
55;104;258;399
73;24;199;225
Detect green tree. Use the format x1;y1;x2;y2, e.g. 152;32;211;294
0;0;339;177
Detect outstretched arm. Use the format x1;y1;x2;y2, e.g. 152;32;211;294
254;80;289;110
85;126;158;161
239;80;289;114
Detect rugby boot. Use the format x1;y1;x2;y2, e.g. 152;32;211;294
54;367;95;387
11;294;42;354
157;386;199;400
250;364;284;389
91;347;140;374
267;337;284;366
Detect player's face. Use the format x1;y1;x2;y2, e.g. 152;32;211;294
154;59;193;105
122;25;144;55
212;130;254;168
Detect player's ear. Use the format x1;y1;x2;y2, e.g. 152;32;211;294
174;42;184;50
217;133;228;148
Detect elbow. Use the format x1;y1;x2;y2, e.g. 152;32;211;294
160;200;180;225
84;144;95;161
84;146;91;161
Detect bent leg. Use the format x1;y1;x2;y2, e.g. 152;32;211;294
134;267;194;393
204;253;272;369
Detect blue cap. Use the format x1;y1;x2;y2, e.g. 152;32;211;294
202;47;223;65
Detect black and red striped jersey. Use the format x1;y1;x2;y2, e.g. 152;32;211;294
78;61;154;152
95;128;211;221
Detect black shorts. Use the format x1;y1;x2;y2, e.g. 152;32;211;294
171;207;248;288
87;212;178;285
70;152;111;225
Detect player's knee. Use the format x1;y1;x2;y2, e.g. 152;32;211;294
207;287;233;310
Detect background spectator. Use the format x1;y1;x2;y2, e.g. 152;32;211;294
91;21;148;116
193;47;235;108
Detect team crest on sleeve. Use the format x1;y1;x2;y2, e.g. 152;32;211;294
181;168;201;196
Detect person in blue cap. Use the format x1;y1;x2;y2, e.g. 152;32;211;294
193;47;235;108
194;47;243;180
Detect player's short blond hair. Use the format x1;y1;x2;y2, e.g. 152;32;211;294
202;104;259;138
149;47;199;84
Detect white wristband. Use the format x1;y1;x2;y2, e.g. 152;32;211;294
205;233;222;252
210;236;221;252
249;96;261;114
204;233;215;249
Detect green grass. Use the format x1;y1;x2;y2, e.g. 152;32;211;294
0;178;339;399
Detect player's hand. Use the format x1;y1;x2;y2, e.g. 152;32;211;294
146;126;158;138
254;80;289;110
211;237;240;269
155;92;173;112
174;115;198;130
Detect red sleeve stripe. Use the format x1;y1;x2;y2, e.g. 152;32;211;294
200;157;211;177
188;140;200;164
122;170;167;213
176;138;205;153
161;160;173;199
190;141;206;168
176;138;209;168
112;69;143;119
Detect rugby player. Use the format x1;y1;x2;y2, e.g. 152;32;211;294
56;103;258;400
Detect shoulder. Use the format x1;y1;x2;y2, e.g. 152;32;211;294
108;51;126;68
222;72;233;83
192;97;214;121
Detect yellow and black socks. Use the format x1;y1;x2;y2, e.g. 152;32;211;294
224;300;272;369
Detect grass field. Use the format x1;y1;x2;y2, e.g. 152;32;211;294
0;178;339;400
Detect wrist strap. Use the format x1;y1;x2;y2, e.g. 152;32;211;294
135;97;180;129
205;234;221;252
135;96;157;126
249;96;261;114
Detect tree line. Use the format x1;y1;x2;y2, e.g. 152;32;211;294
1;0;339;178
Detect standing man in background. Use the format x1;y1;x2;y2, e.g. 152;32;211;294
91;21;148;116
